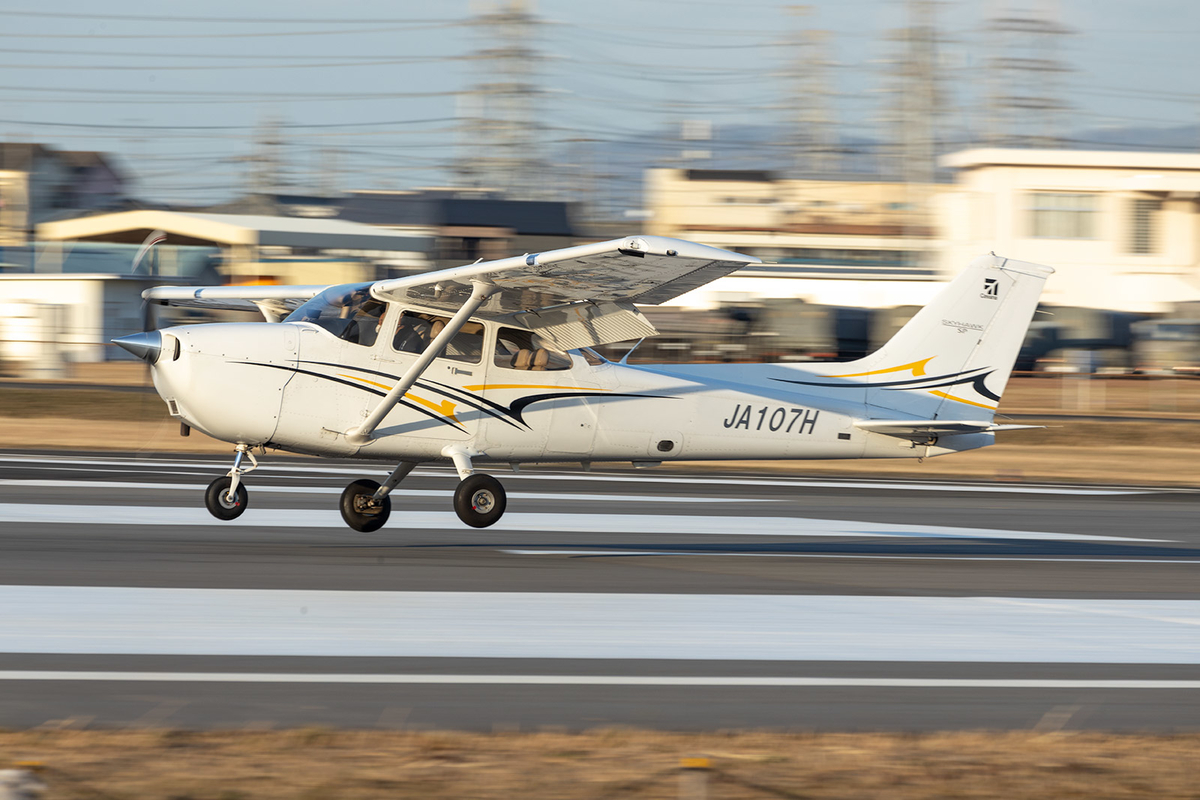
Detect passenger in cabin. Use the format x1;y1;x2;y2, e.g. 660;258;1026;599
393;314;434;354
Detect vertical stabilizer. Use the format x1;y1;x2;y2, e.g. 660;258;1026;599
824;254;1054;420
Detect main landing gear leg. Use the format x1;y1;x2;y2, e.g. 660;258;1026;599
447;450;506;529
204;443;257;521
339;460;418;533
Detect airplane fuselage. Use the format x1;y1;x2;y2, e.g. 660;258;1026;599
149;319;988;466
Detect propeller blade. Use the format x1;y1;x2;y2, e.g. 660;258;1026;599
132;230;166;274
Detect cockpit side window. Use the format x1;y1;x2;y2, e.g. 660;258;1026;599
284;282;386;347
391;311;483;364
494;327;572;371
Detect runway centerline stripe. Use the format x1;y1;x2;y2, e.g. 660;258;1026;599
1;672;1199;689
0;504;1162;542
3;587;1199;663
500;550;1200;564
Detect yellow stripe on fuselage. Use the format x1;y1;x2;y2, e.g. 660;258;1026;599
462;384;610;392
828;357;934;379
338;374;460;423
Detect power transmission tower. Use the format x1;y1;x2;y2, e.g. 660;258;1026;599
883;0;944;187
456;0;549;198
785;6;838;176
245;116;285;196
878;0;948;265
317;146;340;196
985;1;1073;148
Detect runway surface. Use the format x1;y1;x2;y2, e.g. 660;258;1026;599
1;450;1198;732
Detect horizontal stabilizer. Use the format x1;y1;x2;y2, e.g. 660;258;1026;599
855;419;1044;441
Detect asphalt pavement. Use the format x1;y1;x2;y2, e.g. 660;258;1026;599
0;450;1197;732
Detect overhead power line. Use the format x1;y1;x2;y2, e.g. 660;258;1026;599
0;9;460;24
0;25;455;40
0;117;458;131
0;46;456;61
0;58;457;71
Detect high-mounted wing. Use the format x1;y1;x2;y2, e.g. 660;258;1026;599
140;236;759;346
371;235;759;349
143;284;328;322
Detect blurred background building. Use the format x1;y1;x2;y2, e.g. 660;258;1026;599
0;0;1197;377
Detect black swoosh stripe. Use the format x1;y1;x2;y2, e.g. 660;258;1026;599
771;366;991;391
299;360;527;430
290;360;674;428
507;392;667;426
240;361;465;432
420;379;530;430
885;371;1001;402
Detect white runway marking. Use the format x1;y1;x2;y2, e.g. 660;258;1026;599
0;456;1160;495
501;550;1200;564
3;586;1199;663
0;480;769;504
0;503;1162;542
0;672;1197;689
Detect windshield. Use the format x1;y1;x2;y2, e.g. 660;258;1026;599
284;282;386;345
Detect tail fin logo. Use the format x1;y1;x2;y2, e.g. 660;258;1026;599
981;278;999;300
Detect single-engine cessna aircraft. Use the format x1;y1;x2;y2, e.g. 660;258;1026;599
113;236;1052;531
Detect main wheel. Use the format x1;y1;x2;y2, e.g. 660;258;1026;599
205;476;248;521
453;474;506;528
340;479;391;532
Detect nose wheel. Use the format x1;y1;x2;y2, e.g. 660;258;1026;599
453;473;507;528
204;444;256;521
205;476;248;520
339;479;392;532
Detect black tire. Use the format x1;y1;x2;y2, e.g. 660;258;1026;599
453;474;506;528
205;476;248;521
340;479;391;532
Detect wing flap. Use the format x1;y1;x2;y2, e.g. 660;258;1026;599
511;301;658;350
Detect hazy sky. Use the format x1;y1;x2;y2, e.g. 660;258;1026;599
2;1;1197;203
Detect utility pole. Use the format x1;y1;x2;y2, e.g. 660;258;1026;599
785;5;838;176
985;1;1072;148
457;0;548;198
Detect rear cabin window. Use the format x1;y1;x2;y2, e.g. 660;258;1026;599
391;311;484;364
493;327;572;371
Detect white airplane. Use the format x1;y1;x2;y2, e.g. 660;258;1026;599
113;235;1052;531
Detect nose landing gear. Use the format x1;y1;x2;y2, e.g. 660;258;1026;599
205;476;247;520
204;444;257;520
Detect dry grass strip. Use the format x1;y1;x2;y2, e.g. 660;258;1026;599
3;729;1200;799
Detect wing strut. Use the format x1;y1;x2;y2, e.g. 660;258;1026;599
345;280;497;446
